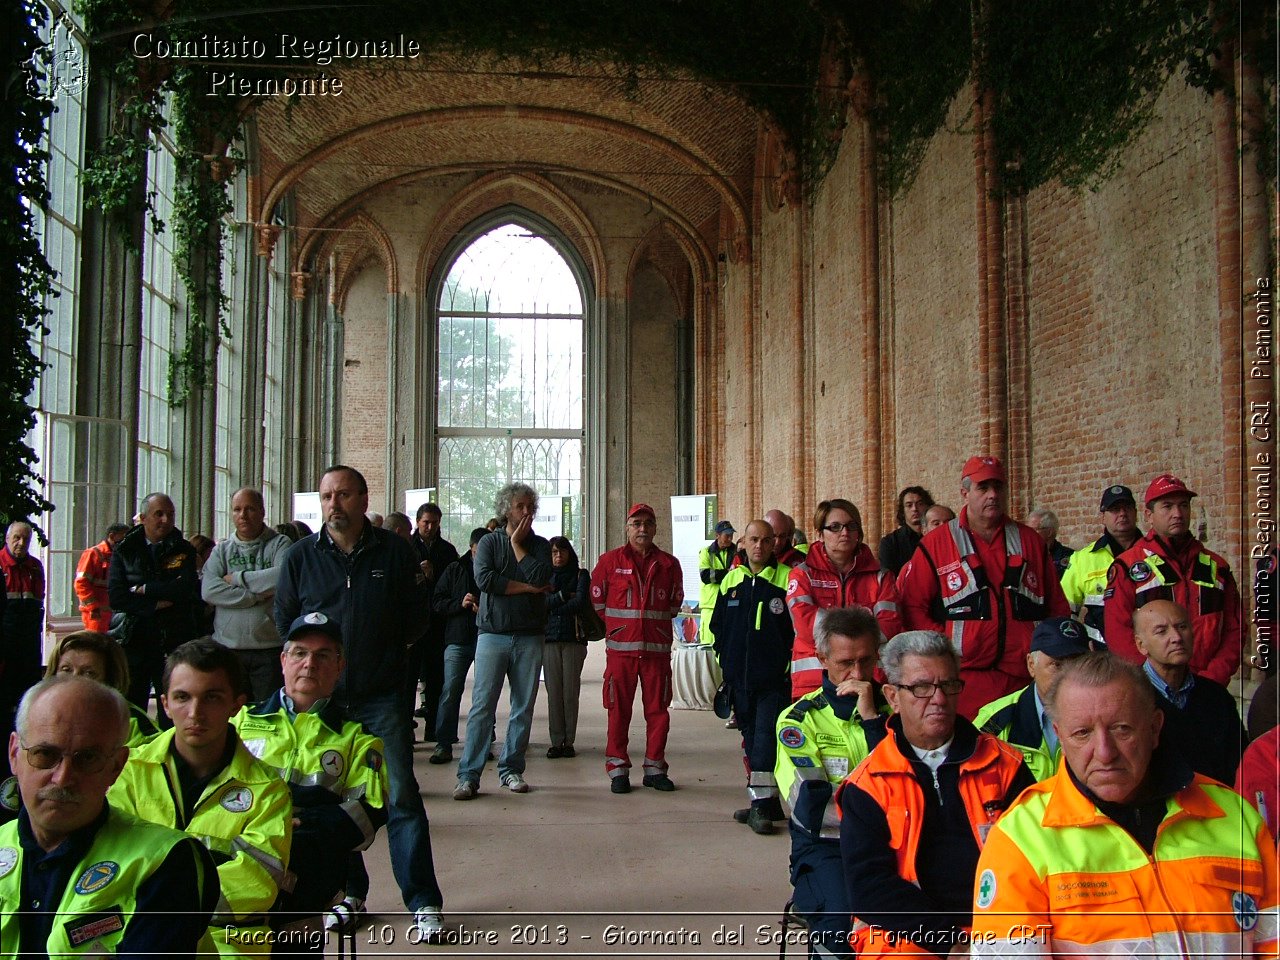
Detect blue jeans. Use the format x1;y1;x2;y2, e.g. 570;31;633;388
457;632;544;785
435;643;476;746
339;689;443;911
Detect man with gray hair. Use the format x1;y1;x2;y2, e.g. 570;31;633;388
0;521;44;738
1;675;217;954
107;492;201;724
202;487;290;701
838;630;1033;957
1027;505;1072;579
453;482;552;800
972;652;1277;956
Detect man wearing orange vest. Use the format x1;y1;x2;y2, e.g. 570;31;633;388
837;630;1033;958
1103;473;1243;686
590;503;684;794
74;524;129;632
971;651;1277;958
898;456;1069;719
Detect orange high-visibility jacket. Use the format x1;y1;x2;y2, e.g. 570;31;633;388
971;764;1279;958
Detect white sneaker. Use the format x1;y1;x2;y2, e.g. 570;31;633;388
452;780;477;801
415;907;446;942
501;772;529;793
323;896;366;932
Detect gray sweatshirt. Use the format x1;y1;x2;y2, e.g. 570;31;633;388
202;527;291;650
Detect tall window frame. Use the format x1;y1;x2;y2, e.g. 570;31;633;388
429;210;591;550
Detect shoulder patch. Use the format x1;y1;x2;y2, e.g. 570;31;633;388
1106;564;1120;584
0;776;18;812
0;847;17;879
790;756;816;768
1129;561;1152;583
365;749;383;772
976;869;997;909
779;726;806;748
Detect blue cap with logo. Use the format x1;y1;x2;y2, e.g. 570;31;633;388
1030;617;1100;659
714;520;735;535
286;611;342;645
1099;484;1136;511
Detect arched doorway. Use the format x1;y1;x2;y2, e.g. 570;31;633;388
431;214;588;550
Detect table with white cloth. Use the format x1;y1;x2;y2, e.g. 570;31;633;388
671;641;722;710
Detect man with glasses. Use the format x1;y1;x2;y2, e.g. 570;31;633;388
234;612;389;943
0;674;217;955
837;630;1033;958
590;503;684;793
898;456;1069;718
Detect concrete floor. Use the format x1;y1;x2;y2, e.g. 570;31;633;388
345;642;795;957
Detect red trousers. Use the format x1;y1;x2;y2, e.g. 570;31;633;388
603;653;672;777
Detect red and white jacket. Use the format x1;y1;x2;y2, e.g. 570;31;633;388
75;538;115;632
590;544;684;658
898;508;1068;717
787;542;901;699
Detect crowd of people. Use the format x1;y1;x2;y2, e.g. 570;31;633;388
702;455;1277;958
0;453;1275;956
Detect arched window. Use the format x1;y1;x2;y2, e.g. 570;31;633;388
434;218;585;549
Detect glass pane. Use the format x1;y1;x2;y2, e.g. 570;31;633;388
440;223;581;315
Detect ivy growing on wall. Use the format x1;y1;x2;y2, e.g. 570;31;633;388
1;1;57;528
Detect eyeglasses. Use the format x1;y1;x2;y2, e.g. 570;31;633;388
821;522;860;535
891;679;965;699
285;647;341;664
19;743;115;774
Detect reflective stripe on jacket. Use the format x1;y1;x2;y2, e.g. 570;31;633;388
971;766;1280;957
107;728;293;955
75;539;114;631
1104;531;1242;685
786;542;901;699
590;544;683;657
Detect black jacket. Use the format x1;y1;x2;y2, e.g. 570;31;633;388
432;554;480;649
273;524;425;699
1155;674;1249;786
107;525;201;652
545;566;590;644
877;525;921;576
474;528;552;634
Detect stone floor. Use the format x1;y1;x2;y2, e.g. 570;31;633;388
340;642;795;958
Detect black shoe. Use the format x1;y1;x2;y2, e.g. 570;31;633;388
610;776;632;794
547;746;565;759
413;705;431;719
747;805;776;835
561;745;576;758
733;807;751;824
761;797;787;822
428;747;453;765
642;774;676;792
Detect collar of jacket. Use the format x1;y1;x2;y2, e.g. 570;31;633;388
820;674;887;722
317;521;375;557
881;712;983;771
1091;528;1142;555
250;688;347;734
806;541;880;576
1047;741;1205;829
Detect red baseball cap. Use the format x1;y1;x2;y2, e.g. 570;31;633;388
627;502;655;519
1144;474;1196;505
961;456;1006;485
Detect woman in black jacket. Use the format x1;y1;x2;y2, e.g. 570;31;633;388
428;528;488;765
544;536;591;758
